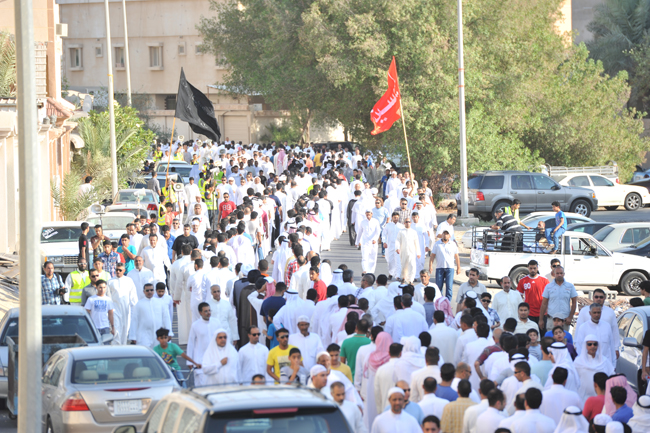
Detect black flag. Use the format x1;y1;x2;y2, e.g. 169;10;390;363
175;68;221;141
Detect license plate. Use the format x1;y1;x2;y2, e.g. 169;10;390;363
114;399;143;415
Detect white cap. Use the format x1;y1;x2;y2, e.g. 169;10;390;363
310;365;327;377
297;315;310;324
387;387;405;397
241;264;254;276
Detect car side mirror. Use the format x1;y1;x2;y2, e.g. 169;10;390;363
102;333;114;344
112;426;137;433
551;185;560;191
623;337;640;348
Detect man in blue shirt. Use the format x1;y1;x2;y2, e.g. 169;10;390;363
545;201;567;254
372;198;390;255
610;386;634;423
161;226;175;262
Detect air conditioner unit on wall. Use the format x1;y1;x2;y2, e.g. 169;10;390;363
56;23;68;37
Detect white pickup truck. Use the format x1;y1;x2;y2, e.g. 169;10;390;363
469;228;650;296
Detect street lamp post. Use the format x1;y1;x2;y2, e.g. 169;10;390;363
104;0;119;198
121;0;132;106
457;0;469;217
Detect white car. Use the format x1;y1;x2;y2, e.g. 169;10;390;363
558;174;649;211
593;223;650;252
86;212;136;241
460;212;593;248
41;221;94;275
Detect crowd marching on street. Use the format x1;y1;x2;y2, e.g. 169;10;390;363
39;139;650;433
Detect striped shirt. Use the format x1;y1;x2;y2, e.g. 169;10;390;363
41;274;63;305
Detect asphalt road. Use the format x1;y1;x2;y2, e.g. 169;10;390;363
1;207;648;431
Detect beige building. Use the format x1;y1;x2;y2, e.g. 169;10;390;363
58;0;342;143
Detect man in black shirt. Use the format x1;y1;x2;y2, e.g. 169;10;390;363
491;209;523;251
171;223;199;261
78;222;91;262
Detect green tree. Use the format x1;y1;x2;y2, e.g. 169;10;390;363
0;31;16;97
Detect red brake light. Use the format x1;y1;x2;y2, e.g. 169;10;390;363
616;178;620;184
484;255;489;265
476;192;485;201
253;408;298;415
61;393;89;411
147;204;157;211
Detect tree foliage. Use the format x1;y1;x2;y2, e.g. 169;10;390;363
199;0;647;185
0;31;16;97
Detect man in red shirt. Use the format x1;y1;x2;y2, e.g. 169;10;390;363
582;372;608;421
310;266;327;302
516;260;549;329
218;192;236;222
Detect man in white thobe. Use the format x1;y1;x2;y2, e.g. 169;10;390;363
395;219;420;284
108;264;138;345
383;294;428;343
127;256;155;301
428;311;459;367
170;246;193;345
289;258;311;300
128;283;172;348
411;212;431;277
331;381;368;433
238;325;271;384
288;315;325;370
539;372;583;425
574;289;619;349
187;302;219;386
187;259;210;323
508;389;556;433
475;390;507;433
463;323;492;391
453;315;478;366
382;214;403;280
574;303;618;364
410;348;443;403
417;377;449;419
206;285;239;343
141;235;171;283
356;210;381;275
370;387;421;433
492;277;523;323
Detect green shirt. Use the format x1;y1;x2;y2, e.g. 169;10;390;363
340;334;371;380
644;297;650;306
153;343;184;370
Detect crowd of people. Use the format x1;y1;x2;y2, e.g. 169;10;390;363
39;139;650;433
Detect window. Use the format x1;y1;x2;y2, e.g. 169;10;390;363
71;356;169;384
480;176;504;190
594;226;614;242
69;47;83;69
621;229;634;244
95;45;103;57
510;175;533;190
179;408;201;433
149;45;163;69
590;176;614;187
634;228;650;243
195;44;204;55
532;174;557;190
162;403;181;433
178;42;186;55
568;176;590;187
165;95;177;110
628;316;644;345
146;401;168;433
114;47;125;69
618;313;634;340
468;175;484;189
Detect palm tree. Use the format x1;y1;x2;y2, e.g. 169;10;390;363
0;31;16;97
587;0;650;76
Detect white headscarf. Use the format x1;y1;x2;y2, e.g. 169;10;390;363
320;262;333;286
545;342;581;393
331;269;344;289
202;328;240;385
398;336;426;370
605;422;624;433
628;395;650;432
553;406;589;433
574;333;615;400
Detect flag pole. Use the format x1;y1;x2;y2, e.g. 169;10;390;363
399;103;414;183
166;117;176;180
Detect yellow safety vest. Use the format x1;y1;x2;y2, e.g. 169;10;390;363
173;153;183;161
161;186;177;204
68;270;90;304
504;206;520;223
198;178;206;197
158;206;166;226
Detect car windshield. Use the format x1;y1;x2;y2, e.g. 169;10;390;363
1;316;98;346
41;227;96;243
594;226;615;241
630;235;650;248
72;356;169;384
158;164;192;177
115;191;156;203
87;216;134;231
468;175;483;189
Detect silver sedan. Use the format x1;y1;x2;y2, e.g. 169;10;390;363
42;345;180;433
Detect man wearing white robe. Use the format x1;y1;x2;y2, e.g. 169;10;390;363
539;368;582;425
383;294;428;343
475;390;507;433
324;297;349;347
463;323;492;391
356;210;382;275
141;235;171;283
428;311;459;367
382;214;403;280
371;387;421;433
289;258;311;299
395;219;420;284
375;353;400;415
187;302;220;386
509;388;556;433
574;303;617;364
238;325;271;384
454;315;478;366
231;227;256;268
331;381;368;433
108;264;138;345
411;212;431;278
574;289;619;349
187;259;210;323
273;289;309;335
128;283;173;348
492;277;523;323
206;285;239;342
170;246;194;345
289;316;325;370
127;256;154;301
574;333;615;401
410;348;443;404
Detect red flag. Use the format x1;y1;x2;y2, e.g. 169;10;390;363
370;56;402;135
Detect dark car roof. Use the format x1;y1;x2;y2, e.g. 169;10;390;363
190;385;338;412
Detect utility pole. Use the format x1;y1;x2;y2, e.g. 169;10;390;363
104;0;119;197
14;0;42;432
121;0;132;106
457;0;469;218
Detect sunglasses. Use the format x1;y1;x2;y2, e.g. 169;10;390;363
250;333;261;337
116;269;124;272
405;221;411;224
593;295;605;299
586;342;599;347
552;264;560;268
144;289;154;293
277;335;288;339
481;299;491;303
90;275;99;278
514;370;523;375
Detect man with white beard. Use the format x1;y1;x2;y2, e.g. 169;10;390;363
127;256;155;301
395;218;420;284
108;263;138;345
206;285;239;343
170;245;193;344
187;302;219;386
129;283;172;348
382;213;403;280
187;258;210;323
238;325;271;384
356;210;382;275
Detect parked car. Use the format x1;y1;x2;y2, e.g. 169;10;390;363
557;174;649;211
41;222;96;275
461;212;593;248
104;205;150;220
544;164;619;183
566;222;613;236
616;306;650;393
155;161;192;183
593;223;650;251
110;189;160;218
131;173;183;191
467;171;598;220
112;385;352;433
617;235;650;258
86;212;136;241
631;166;650;183
0;306;111;405
41;345;179;433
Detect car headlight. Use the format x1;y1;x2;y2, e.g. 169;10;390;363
592;193;597;199
50;256;63;264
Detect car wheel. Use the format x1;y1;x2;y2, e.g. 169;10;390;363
624;193;642;211
570;199;592;217
491;201;511;220
620;271;647;296
477;213;492;222
604;206;618;211
509;266;529;286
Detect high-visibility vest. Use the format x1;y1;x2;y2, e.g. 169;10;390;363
158;206;167;226
154;151;162;161
161;186;177;204
173;153;183;161
198;178;206;197
504;206;520;223
205;191;216;210
68;270;90;304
